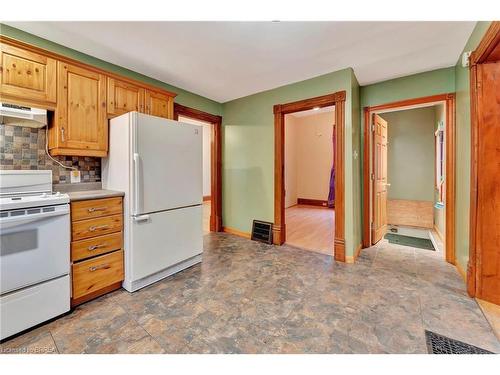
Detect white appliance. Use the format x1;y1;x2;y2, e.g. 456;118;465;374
0;103;48;128
0;170;70;340
102;112;203;292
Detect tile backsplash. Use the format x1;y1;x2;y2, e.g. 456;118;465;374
0;124;101;184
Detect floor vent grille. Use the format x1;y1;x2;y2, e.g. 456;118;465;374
251;220;273;244
425;330;493;354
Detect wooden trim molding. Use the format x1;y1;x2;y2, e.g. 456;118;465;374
467;22;500;298
174;103;223;232
222;226;251;239
297;198;330;208
470;21;500;65
203;195;211;202
274;91;346;262
362;93;456;266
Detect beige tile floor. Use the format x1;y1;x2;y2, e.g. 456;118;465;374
1;233;499;354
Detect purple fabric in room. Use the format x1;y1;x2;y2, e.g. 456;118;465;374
328;129;335;208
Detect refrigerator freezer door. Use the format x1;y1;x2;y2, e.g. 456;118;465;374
129;205;203;282
133;113;202;215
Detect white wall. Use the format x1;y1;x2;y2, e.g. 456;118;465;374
178;116;212;197
284;110;334;207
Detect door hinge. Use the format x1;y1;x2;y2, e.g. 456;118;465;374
371;124;375;132
371;222;375;229
371;172;375;181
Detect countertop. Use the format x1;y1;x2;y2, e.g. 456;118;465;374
54;182;124;202
65;189;124;202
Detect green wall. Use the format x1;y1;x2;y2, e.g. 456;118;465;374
222;68;360;256
0;24;222;116
380;107;436;202
454;21;491;272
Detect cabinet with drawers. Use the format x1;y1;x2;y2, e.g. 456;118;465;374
70;197;124;306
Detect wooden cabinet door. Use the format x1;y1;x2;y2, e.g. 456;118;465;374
372;114;388;244
55;62;107;156
476;61;500;305
107;77;145;117
0;43;57;104
145;90;173;119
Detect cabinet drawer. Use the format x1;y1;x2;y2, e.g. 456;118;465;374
72;250;124;299
72;214;123;241
71;232;123;262
71;197;122;222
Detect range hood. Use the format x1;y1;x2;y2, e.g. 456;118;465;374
0;103;48;128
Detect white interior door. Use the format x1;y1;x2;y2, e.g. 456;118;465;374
133;113;202;215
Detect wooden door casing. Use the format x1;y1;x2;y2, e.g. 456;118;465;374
372;114;388;244
0;43;57;104
52;62;107;156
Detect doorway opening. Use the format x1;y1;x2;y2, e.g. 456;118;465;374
284;106;335;255
363;94;456;264
274;91;347;261
174;104;223;233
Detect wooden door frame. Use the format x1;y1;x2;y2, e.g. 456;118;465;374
362;93;457;265
274;91;347;262
174;103;223;232
467;21;500;297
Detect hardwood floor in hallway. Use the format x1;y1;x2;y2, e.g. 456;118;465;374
285;205;334;256
2;232;498;354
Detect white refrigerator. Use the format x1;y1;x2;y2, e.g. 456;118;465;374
102;112;203;292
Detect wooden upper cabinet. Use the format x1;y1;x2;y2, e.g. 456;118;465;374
0;43;57;105
50;62;108;157
145;89;174;119
107;77;145;117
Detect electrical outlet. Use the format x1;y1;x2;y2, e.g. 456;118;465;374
70;170;81;183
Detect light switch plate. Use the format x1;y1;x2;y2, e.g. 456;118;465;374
70;170;81;183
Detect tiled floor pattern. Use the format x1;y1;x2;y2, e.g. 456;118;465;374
1;233;499;354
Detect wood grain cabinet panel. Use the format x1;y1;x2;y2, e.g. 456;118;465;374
71;197;123;222
145;89;173;119
72;214;123;241
71;232;123;262
72;250;124;299
0;43;57;104
107;77;145;117
49;62;108;157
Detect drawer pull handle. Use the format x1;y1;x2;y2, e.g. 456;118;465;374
88;243;107;251
89;264;110;272
88;207;107;213
89;225;109;232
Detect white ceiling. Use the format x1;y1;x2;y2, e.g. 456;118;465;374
6;22;476;103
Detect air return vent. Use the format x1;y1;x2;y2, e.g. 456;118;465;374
425;330;492;354
251;220;273;244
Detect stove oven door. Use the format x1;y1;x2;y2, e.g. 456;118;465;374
0;204;70;295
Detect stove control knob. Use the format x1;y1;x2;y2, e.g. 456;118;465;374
55;192;61;197
41;193;48;198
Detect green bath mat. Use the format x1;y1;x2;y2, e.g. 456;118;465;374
384;233;435;251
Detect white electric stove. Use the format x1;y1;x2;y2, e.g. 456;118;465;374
0;170;71;341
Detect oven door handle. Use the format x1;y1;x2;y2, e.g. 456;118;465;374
0;209;69;230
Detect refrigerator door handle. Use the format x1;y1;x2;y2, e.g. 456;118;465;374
133;152;140;216
133;214;150;222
